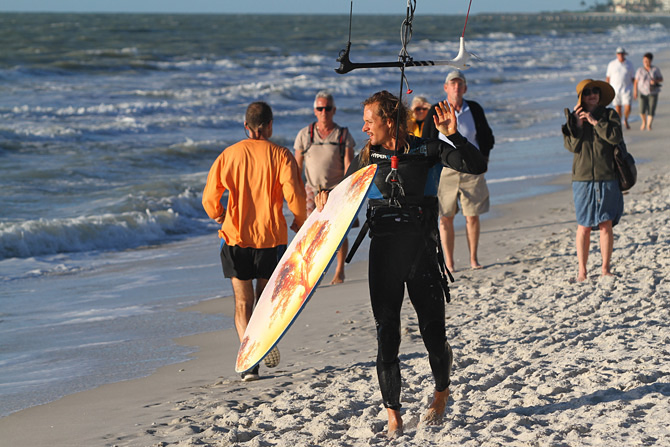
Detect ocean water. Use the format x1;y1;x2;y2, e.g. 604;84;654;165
1;12;670;417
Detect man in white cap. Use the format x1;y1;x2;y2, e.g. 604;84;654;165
606;46;635;129
423;70;494;272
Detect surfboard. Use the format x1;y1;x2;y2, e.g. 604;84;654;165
235;164;377;373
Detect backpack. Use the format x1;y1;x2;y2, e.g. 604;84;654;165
302;122;349;162
613;139;637;192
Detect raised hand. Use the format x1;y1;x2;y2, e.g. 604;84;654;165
433;100;458;136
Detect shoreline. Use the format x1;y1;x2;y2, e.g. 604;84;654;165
2;58;669;445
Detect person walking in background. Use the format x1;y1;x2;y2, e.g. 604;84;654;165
562;79;623;282
423;70;495;271
203;101;306;381
294;90;355;284
634;52;663;131
407;95;431;137
606;47;635;129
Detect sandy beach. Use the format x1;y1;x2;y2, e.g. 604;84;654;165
3;63;670;447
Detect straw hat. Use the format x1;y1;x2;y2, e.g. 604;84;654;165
576;79;615;107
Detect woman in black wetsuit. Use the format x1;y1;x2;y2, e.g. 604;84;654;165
315;90;486;438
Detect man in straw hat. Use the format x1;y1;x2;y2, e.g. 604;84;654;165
562;79;623;282
606;46;636;129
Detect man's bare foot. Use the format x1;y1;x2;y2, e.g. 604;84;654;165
446;265;455;274
602;269;614;277
422;388;449;425
640;123;646;131
384;408;403;438
471;262;483;270
330;271;345;285
577;272;587;282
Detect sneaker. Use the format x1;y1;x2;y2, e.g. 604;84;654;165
263;345;281;368
240;365;260;382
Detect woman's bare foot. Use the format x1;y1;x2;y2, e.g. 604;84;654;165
422;388;450;425
471;262;483;270
577;268;587;282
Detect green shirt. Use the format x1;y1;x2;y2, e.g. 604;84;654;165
562;106;622;182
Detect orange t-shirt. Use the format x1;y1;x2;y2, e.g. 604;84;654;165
202;139;306;248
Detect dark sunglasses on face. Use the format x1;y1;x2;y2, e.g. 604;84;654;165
315;106;334;112
414;107;429;112
582;87;601;97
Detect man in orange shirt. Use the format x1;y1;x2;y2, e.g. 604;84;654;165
203;101;306;381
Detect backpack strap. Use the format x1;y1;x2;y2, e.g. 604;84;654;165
339;127;350;162
302;121;318;156
303;123;349;162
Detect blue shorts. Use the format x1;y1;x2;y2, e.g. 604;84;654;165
573;180;624;229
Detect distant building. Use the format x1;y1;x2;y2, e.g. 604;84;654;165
612;0;669;13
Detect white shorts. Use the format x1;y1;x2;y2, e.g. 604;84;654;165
611;88;632;107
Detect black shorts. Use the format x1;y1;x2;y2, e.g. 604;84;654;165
220;243;286;280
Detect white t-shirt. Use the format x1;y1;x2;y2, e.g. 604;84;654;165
606;58;635;93
438;100;479;150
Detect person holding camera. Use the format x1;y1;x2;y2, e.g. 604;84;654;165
562;79;624;282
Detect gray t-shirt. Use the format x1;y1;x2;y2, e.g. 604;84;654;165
294;123;355;190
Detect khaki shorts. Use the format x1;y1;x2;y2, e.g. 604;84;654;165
438;169;490;217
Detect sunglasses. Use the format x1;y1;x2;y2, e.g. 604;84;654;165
315;106;334;112
582;87;601;97
414;107;429;112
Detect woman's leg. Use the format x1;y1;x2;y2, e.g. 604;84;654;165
599;220;614;276
576;225;592;281
639;95;648;130
648;94;658;130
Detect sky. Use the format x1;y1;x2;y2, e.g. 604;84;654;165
0;0;590;15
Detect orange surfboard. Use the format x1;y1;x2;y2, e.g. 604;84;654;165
235;164;377;373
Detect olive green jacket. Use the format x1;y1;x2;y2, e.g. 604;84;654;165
562;106;622;182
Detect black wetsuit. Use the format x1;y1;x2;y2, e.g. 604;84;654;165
346;133;486;410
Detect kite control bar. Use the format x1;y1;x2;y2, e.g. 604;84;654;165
336;41;470;74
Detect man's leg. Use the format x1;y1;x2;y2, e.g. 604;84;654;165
231;277;256;342
331;238;348;285
623;104;631;129
465;215;482;269
439;215;456;271
254;277;269;300
576;225;591;282
406;262;453;425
